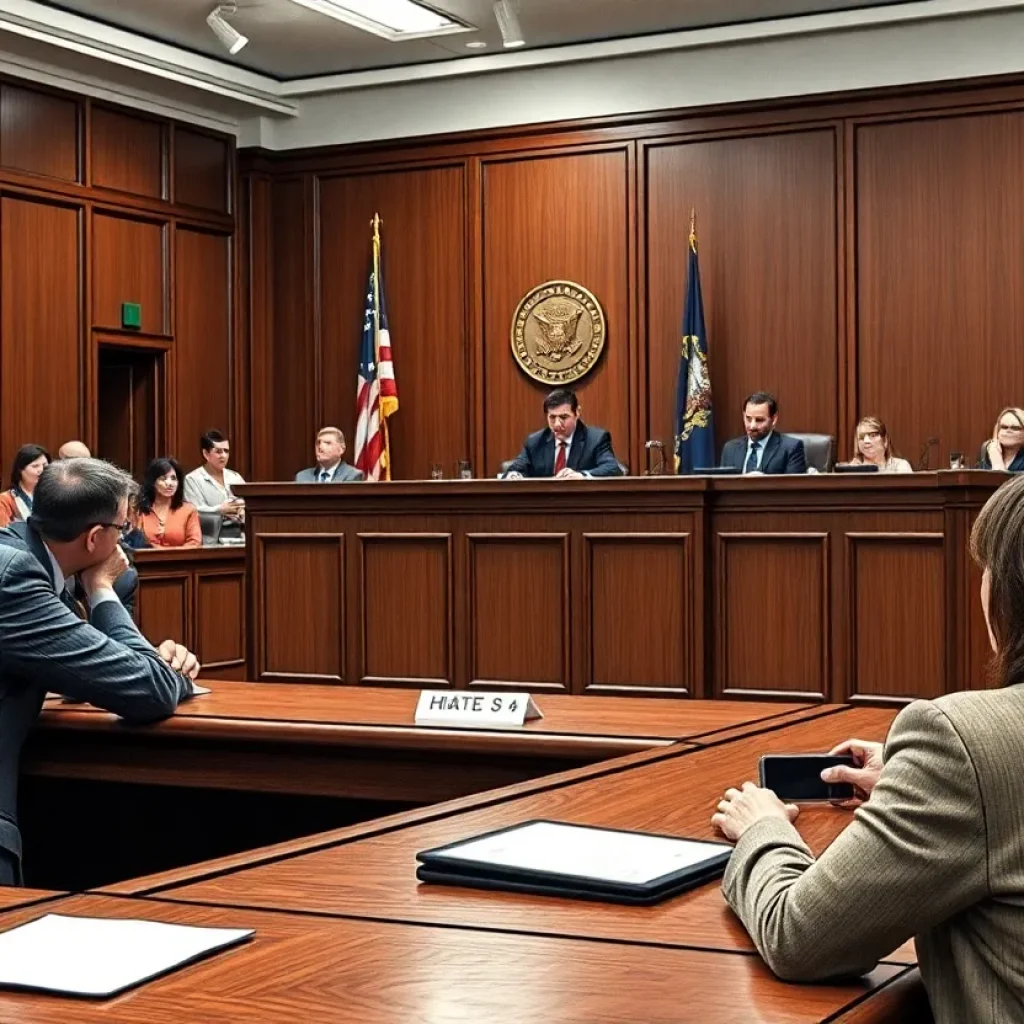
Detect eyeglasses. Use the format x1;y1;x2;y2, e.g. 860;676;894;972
90;520;131;534
999;423;1024;433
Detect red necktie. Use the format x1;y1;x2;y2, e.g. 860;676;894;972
554;441;567;475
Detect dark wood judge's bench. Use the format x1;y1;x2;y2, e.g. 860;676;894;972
231;470;1000;704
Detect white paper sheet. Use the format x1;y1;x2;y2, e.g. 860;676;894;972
430;821;731;885
0;914;253;997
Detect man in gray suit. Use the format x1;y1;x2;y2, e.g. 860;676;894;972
295;427;364;483
0;459;199;885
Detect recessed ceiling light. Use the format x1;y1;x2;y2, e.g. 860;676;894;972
465;40;487;49
285;0;472;40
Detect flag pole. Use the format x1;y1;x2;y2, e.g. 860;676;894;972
689;208;697;253
370;213;391;480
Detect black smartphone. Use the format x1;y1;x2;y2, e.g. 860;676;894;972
758;754;856;802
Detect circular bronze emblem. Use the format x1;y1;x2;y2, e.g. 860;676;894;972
510;281;606;385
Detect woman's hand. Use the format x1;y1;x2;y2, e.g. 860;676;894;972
712;782;799;842
822;739;885;808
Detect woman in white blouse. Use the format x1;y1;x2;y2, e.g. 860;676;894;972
847;417;913;473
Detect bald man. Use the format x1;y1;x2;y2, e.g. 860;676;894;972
58;441;91;460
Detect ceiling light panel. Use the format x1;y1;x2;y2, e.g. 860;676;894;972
285;0;472;40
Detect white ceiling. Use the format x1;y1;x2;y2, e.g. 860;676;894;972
38;0;914;81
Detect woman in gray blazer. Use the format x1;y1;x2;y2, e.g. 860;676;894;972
713;473;1024;1022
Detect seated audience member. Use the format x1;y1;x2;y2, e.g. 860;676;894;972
295;428;364;483
711;473;1024;1019
57;440;91;460
719;393;807;475
0;458;199;884
0;444;51;527
501;389;623;479
844;416;913;473
183;429;245;525
136;458;201;548
978;407;1024;471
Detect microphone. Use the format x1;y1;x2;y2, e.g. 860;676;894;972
915;437;939;472
644;440;666;476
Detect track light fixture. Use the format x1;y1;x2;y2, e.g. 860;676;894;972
207;3;248;55
493;0;524;48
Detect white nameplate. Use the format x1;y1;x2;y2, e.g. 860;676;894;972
415;690;543;730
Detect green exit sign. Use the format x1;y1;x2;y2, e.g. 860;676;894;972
121;302;142;330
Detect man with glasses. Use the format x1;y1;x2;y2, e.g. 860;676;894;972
0;458;199;886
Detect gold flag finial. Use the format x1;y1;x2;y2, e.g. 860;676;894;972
371;212;383;240
688;208;697;253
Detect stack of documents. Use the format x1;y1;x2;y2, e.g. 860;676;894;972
417;820;732;905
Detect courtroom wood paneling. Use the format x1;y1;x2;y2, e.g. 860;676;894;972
716;532;830;698
271;178;315;477
481;149;631;475
316;166;468;480
258;534;345;681
195;570;246;675
90;105;165;199
92;211;168;334
136;573;189;649
467;533;570;691
855;110;1024;468
845;533;945;701
0;84;78;182
359;533;452;685
174;127;229;212
0;196;81;468
174;227;232;460
584;533;692;696
645;129;839;454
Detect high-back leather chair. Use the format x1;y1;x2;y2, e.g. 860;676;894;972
788;433;835;473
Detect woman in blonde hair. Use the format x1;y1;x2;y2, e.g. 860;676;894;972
847;416;912;473
979;407;1024;471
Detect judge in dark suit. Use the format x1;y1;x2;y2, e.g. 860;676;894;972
0;459;198;886
501;389;623;479
719;392;807;475
295;427;364;483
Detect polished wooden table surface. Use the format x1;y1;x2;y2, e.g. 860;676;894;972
144;709;915;966
25;698;922;1020
0;888;63;914
0;894;922;1023
27;685;833;802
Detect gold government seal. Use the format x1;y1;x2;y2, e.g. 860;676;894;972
510;281;606;385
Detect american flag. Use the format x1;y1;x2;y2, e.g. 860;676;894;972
353;215;398;481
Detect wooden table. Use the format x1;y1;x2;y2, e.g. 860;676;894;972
22;698;924;1019
0;894;925;1023
0;888;63;914
27;684;832;802
153;708;904;962
237;471;998;703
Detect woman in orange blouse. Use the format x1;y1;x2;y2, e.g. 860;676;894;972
136;457;202;548
0;444;50;527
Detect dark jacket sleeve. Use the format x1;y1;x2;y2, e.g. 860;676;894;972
503;440;534;478
585;430;623;478
720;439;743;470
114;566;138;618
784;438;808;474
0;549;191;723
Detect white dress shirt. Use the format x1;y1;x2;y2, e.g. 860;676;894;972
183;466;246;515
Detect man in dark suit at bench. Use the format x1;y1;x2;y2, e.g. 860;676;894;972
500;389;623;479
719;391;807;475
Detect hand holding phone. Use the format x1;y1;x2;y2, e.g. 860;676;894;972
822;739;885;807
758;754;856;803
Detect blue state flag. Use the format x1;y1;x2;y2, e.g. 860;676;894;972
674;219;715;473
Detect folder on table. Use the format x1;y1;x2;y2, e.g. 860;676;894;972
0;914;253;998
416;820;731;905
